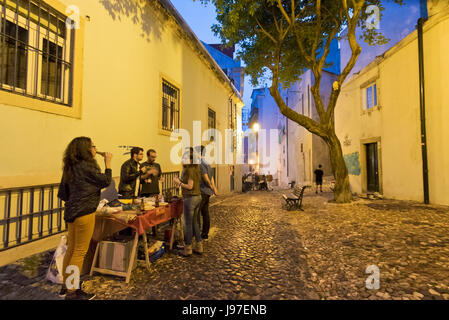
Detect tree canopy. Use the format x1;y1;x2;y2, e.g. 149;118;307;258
197;0;404;203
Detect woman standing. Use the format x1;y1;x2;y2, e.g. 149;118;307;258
57;137;112;300
174;148;202;256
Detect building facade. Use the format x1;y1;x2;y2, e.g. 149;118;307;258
248;39;340;188
0;0;244;263
277;70;338;188
335;0;449;205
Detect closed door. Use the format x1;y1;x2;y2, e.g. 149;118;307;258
366;143;379;192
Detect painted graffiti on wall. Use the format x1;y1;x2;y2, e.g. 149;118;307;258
344;152;361;176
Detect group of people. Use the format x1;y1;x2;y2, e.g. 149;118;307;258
242;172;272;192
57;137;218;300
116;145;218;256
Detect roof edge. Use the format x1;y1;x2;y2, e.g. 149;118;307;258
158;0;243;103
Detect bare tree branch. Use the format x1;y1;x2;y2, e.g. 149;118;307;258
270;46;327;137
276;0;291;25
325;0;365;124
255;16;278;44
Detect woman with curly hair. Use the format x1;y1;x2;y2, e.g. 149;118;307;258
57;137;112;300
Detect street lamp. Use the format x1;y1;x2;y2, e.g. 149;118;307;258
252;123;260;132
251;123;261;172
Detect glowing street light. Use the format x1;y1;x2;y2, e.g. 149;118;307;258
252;123;260;132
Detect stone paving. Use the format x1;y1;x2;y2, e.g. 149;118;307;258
1;188;449;300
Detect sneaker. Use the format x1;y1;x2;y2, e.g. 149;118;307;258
193;241;203;255
182;244;192;257
201;234;208;240
65;289;96;300
59;280;84;298
58;286;67;298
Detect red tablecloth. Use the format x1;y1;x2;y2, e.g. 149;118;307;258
130;199;183;235
84;199;183;275
92;199;183;241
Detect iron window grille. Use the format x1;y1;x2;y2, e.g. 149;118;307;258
161;80;180;131
0;0;73;106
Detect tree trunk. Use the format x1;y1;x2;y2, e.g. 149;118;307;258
326;131;352;203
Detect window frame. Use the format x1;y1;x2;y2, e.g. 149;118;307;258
158;74;182;136
1;9;31;94
207;107;216;130
0;0;84;119
365;83;378;110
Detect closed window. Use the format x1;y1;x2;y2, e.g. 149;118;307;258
0;0;73;105
161;80;180;131
365;83;378;109
208;108;216;129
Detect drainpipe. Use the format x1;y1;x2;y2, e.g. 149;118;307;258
417;17;429;204
286;96;289;178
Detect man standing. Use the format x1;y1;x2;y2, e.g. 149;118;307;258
198;145;218;240
139;149;163;236
118;147;147;199
314;164;324;194
139;149;163;198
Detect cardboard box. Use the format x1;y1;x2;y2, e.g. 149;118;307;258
98;239;136;272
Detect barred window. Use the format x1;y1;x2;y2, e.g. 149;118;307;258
162;80;180;131
0;0;73;105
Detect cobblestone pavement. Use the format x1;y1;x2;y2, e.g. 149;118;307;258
1;188;449;300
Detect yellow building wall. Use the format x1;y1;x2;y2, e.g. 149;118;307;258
335;9;449;205
0;0;243;189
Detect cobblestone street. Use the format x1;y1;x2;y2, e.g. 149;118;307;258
1;188;449;300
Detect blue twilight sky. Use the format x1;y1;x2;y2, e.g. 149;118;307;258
170;0;253;110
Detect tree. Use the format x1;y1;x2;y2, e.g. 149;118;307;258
197;0;402;203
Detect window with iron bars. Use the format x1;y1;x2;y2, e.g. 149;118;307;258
162;80;180;131
0;0;73;105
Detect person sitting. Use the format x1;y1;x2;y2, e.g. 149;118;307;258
260;175;268;191
254;173;260;190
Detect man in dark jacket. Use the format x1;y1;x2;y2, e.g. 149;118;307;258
139;149;163;197
118;147;148;198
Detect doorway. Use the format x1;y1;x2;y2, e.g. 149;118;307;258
365;143;379;192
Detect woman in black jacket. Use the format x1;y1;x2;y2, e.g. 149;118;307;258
57;136;112;300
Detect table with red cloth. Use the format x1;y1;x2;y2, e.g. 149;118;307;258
89;199;183;283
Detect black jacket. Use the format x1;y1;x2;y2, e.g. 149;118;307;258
118;158;143;198
57;161;112;223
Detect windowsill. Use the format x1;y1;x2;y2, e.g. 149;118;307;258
0;90;81;118
361;105;382;115
158;128;176;137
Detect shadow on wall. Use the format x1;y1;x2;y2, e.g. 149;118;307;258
99;0;165;42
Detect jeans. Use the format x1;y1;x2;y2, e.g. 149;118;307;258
63;213;95;291
200;193;211;237
183;195;202;245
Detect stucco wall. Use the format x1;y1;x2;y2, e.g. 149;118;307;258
335;9;449;205
0;0;243;189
